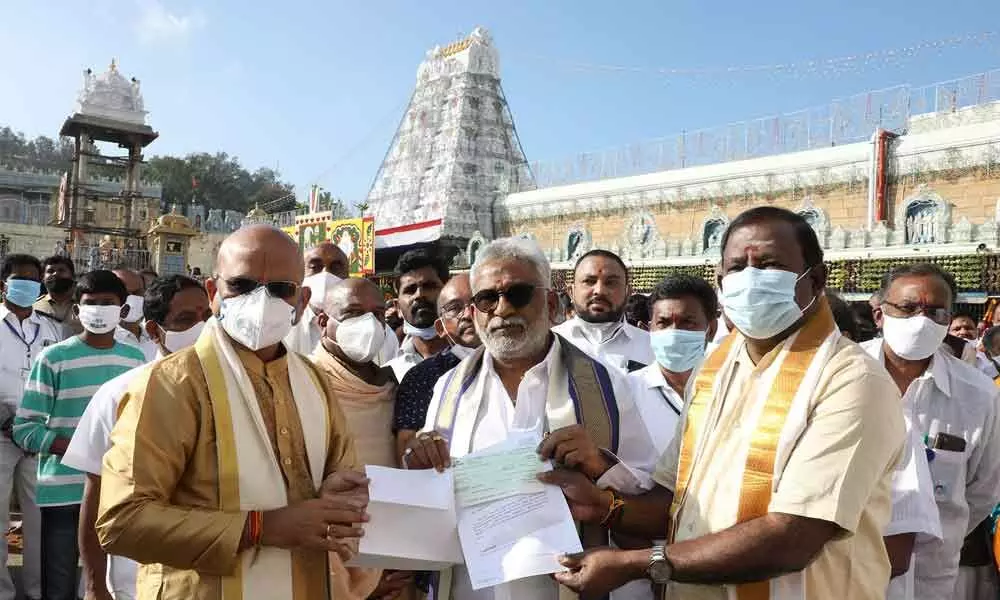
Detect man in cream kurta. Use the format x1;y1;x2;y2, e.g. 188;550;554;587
549;207;905;600
96;225;369;600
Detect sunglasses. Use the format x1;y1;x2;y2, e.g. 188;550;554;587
471;283;538;313
224;277;300;300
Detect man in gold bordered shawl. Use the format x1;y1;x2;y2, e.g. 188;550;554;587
405;237;659;600
545;207;906;600
97;225;370;600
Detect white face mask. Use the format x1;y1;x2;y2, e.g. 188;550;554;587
218;287;297;351
78;305;123;335
403;320;439;340
160;321;206;354
881;314;948;361
303;272;342;315
123;294;144;323
450;343;476;360
333;313;384;364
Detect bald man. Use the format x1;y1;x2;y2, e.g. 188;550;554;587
97;225;370;600
305;241;350;280
309;278;414;600
112;267;156;360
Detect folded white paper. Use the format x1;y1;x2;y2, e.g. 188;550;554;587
350;465;464;571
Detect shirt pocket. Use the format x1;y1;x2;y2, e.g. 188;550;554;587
928;448;966;505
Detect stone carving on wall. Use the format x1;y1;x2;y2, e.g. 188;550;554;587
830;227;847;250
565;224;592;262
700;204;728;255
466;230;487;266
951;217;973;243
622;211;662;259
898;185;950;245
978;219;998;245
870;222;890;248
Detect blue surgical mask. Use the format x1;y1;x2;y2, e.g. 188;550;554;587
720;266;816;340
4;279;41;309
650;328;707;373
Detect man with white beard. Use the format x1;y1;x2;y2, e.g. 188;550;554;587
404;237;657;600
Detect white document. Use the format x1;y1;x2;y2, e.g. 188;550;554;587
351;465;464;571
455;431;584;590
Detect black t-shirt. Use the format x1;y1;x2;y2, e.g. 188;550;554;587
392;349;462;432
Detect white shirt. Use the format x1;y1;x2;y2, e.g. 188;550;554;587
552;317;654;372
386;336;426;382
421;337;658;600
885;416;942;600
975;352;999;379
862;340;1000;600
63;359;157;600
0;306;62;410
628;364;684;455
114;326;156;362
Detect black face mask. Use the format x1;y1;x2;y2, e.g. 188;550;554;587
44;277;74;295
385;315;404;330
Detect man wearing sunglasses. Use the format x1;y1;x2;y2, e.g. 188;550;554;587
553;250;654;373
862;264;1000;600
385;249;451;382
96;225;370;600
405;237;657;600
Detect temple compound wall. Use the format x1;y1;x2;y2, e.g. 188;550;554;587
493;102;1000;300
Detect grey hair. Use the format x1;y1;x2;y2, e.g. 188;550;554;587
470;237;551;290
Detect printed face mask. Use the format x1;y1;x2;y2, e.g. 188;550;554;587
77;305;123;335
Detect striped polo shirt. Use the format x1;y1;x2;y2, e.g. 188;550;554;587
14;336;145;506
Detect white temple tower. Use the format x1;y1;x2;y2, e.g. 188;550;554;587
366;27;531;249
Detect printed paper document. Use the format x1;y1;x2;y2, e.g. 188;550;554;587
454;431;583;590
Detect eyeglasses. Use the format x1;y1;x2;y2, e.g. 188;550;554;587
223;277;300;300
881;300;951;325
471;283;538;313
440;300;473;320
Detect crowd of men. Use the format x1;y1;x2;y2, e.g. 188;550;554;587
0;205;996;600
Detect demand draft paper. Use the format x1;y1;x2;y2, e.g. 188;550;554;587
453;431;584;590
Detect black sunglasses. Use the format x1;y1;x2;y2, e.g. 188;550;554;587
471;283;538;313
224;277;300;300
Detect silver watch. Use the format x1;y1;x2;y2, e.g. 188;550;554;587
647;545;672;584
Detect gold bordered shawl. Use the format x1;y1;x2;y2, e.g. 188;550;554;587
670;297;836;600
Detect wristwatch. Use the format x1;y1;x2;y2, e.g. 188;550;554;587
647;545;673;584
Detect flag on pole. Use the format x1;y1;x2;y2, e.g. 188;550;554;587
308;185;320;214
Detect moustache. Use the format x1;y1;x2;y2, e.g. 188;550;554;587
486;315;529;334
411;300;436;313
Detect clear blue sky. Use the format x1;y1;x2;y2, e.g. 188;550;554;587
2;0;998;208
